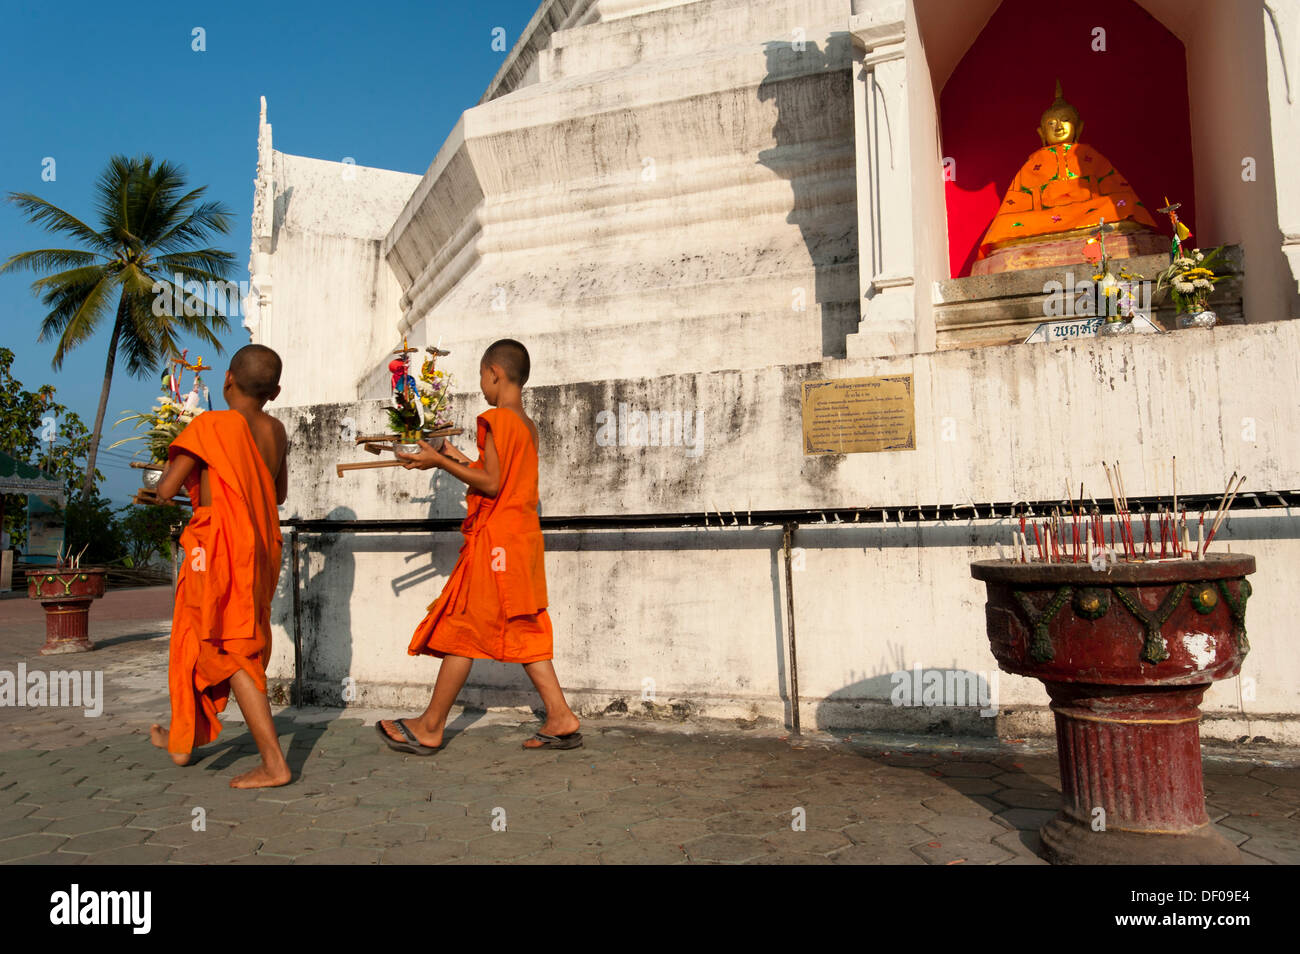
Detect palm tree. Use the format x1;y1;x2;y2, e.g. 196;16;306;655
1;155;235;497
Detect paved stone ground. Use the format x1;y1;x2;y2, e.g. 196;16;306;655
2;586;1297;865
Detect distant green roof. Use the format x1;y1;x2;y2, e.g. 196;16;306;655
0;450;64;499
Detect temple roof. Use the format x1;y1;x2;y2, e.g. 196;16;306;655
0;450;64;499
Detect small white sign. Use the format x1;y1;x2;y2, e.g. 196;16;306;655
1024;314;1162;343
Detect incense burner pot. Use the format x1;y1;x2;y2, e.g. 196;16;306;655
26;567;107;655
971;554;1254;864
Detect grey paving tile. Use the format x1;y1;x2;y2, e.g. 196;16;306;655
841;821;933;848
919;814;1013;840
257;828;346;858
628;816;712;844
703;810;787;836
762;828;853;855
294;846;382;864
1202;775;1278;797
994;808;1058;831
342;823;426;851
381;840;470;864
912;837;1015;865
992;828;1049;863
0;833;68;862
168;836;263;864
4;849;84;865
683;832;776;863
82;844;176;864
59;826;149;854
42;811;133;836
597;841;689;864
1255;767;1300;789
920;794;1003;818
464;831;550;860
1218;815;1300;863
148;821;238;848
547;823;632;853
990;788;1061;810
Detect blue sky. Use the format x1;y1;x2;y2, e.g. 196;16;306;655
0;0;539;506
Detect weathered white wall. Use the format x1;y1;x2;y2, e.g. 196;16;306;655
245;108;421;406
1261;0;1300;299
376;0;860;395
1185;0;1300;324
269;322;1300;740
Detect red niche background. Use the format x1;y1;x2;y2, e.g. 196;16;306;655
940;0;1195;278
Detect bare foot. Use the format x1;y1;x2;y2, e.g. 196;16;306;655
150;724;193;765
378;718;444;749
229;763;292;789
522;713;581;748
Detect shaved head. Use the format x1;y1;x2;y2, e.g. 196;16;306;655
229;344;282;401
481;338;530;386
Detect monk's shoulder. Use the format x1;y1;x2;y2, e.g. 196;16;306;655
250;412;286;458
260;412;287;444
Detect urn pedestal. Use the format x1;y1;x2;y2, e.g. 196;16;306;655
971;554;1254;865
25;568;107;655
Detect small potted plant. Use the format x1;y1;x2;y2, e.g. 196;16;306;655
1155;246;1225;329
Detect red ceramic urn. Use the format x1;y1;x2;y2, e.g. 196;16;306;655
971;553;1253;864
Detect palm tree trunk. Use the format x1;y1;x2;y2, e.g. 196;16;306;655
81;298;125;498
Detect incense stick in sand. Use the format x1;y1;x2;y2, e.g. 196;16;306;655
1171;455;1178;517
1205;474;1246;553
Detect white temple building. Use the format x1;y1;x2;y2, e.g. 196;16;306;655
248;0;1300;741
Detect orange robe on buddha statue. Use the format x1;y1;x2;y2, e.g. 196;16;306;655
976;142;1158;260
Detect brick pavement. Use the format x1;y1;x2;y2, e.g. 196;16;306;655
1;586;1297;864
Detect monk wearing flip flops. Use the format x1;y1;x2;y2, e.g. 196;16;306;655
377;339;582;755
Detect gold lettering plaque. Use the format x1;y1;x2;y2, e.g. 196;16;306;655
801;375;915;455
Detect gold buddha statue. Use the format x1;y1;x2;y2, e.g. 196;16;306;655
972;82;1163;275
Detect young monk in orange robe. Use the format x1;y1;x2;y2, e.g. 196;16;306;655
150;344;291;789
377;339;582;754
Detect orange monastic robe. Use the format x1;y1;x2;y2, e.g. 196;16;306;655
409;407;552;663
166;411;283;754
977;143;1157;258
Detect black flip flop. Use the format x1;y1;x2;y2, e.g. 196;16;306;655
524;731;583;750
376;719;441;756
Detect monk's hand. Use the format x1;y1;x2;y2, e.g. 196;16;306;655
397;438;446;470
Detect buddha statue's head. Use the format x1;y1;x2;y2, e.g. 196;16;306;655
1038;80;1083;146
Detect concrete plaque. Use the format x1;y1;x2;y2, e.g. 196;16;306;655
801;375;915;455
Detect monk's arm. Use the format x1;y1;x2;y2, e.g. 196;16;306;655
436;439;472;466
275;420;289;505
155;449;199;502
398;432;501;498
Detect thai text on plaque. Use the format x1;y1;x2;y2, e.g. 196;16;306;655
801;375;915;455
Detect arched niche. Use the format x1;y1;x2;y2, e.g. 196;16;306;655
911;0;1294;323
938;0;1191;279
